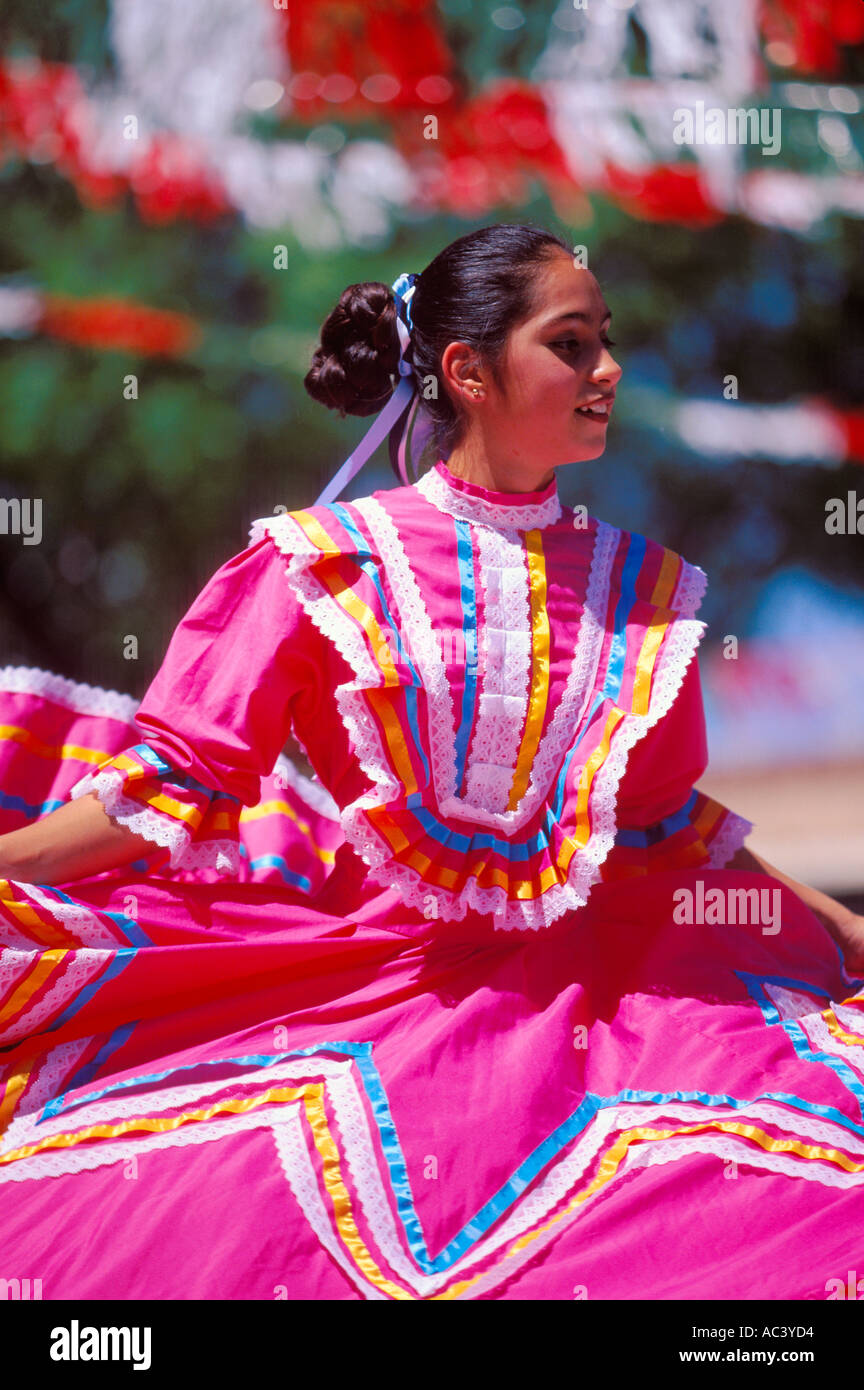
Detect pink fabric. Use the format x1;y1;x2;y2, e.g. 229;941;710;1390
0;467;861;1301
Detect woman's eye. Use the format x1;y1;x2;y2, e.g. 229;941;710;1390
553;337;617;351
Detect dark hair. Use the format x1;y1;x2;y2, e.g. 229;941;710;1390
303;223;572;459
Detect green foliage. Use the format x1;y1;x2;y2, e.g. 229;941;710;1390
0;0;114;72
1;8;862;691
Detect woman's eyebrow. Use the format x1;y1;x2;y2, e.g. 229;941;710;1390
544;307;612;327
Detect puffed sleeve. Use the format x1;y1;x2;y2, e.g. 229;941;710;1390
600;657;753;882
69;534;325;876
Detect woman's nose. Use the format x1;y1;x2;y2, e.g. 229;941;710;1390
593;348;623;383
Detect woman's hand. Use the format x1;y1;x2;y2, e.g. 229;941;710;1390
728;844;864;975
0;792;148;886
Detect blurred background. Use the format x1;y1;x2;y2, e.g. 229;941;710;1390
0;0;861;901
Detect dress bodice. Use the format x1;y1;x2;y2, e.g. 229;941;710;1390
70;459;751;932
240;460;739;929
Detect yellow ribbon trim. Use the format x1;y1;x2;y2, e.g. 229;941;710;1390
292;511;419;800
0;1081;312;1166
0;1072;416;1299
301;1086;414;1299
568;708;625;852
0;883;80;948
4;1032;849;1301
0;725;111;767
630;548;679;716
0;1056;35;1136
0;949;69;1029
508;530;550;811
365;807;564;901
650;547;681;608
630;609;672;717
365;688;419;798
821;1007;864;1048
432;1115;861;1299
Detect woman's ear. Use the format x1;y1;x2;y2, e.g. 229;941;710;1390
440;341;484;401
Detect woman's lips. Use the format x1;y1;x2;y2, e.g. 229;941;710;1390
574;400;612;421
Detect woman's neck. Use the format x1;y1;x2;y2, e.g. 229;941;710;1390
444;441;556;494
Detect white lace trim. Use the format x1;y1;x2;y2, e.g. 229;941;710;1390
0;1106;287;1186
249;511;401;878
354;500;618;833
0;946;109;1046
461;526;533;813
69;764;241;876
707;808;753;868
9;1037;91;1126
0;664;140;723
2;1053;355;1154
354;498;708;930
255;504;709;932
462;1129;861;1300
270;1108;388;1300
323;1070;438;1293
444;1092;864;1298
805;1010;864;1079
11;880;123;949
415;464;563;530
507;515;616;818
671;556;708;619
273;1067;441;1298
350;497;458;810
3;1035;859;1300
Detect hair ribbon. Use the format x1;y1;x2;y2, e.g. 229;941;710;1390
313;272;433;505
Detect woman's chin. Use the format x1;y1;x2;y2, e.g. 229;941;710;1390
569;439;608;462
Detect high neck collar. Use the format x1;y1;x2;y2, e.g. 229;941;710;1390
415;460;563;530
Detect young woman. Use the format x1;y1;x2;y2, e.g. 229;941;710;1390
1;224;862;1301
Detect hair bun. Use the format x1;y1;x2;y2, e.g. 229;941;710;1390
304;282;401;418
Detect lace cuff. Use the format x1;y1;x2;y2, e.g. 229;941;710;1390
69;742;243;876
601;790;753;883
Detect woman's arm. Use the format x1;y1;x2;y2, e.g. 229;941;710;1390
727;844;864;970
0;793;149;886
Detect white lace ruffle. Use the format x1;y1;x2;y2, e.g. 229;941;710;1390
0;946;109;1046
254;505;711;932
415;464;563;530
451;1089;864;1298
0;664;140;723
17;881;125;949
461;525;533;812
249;510;404;877
70;764;241;876
3;1028;856;1301
270;1109;388;1300
671;557;708;619
707;808;754;868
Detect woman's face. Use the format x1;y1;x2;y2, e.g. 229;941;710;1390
444;252;623;484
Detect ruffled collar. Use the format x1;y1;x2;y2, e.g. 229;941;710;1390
415;460;563;530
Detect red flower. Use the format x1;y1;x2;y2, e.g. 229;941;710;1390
759;0;864;76
276;0;455;115
39;294;201;357
405;80;578;217
127;135;229;225
603;163;723;226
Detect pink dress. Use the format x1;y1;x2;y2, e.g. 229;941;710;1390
1;459;862;1301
